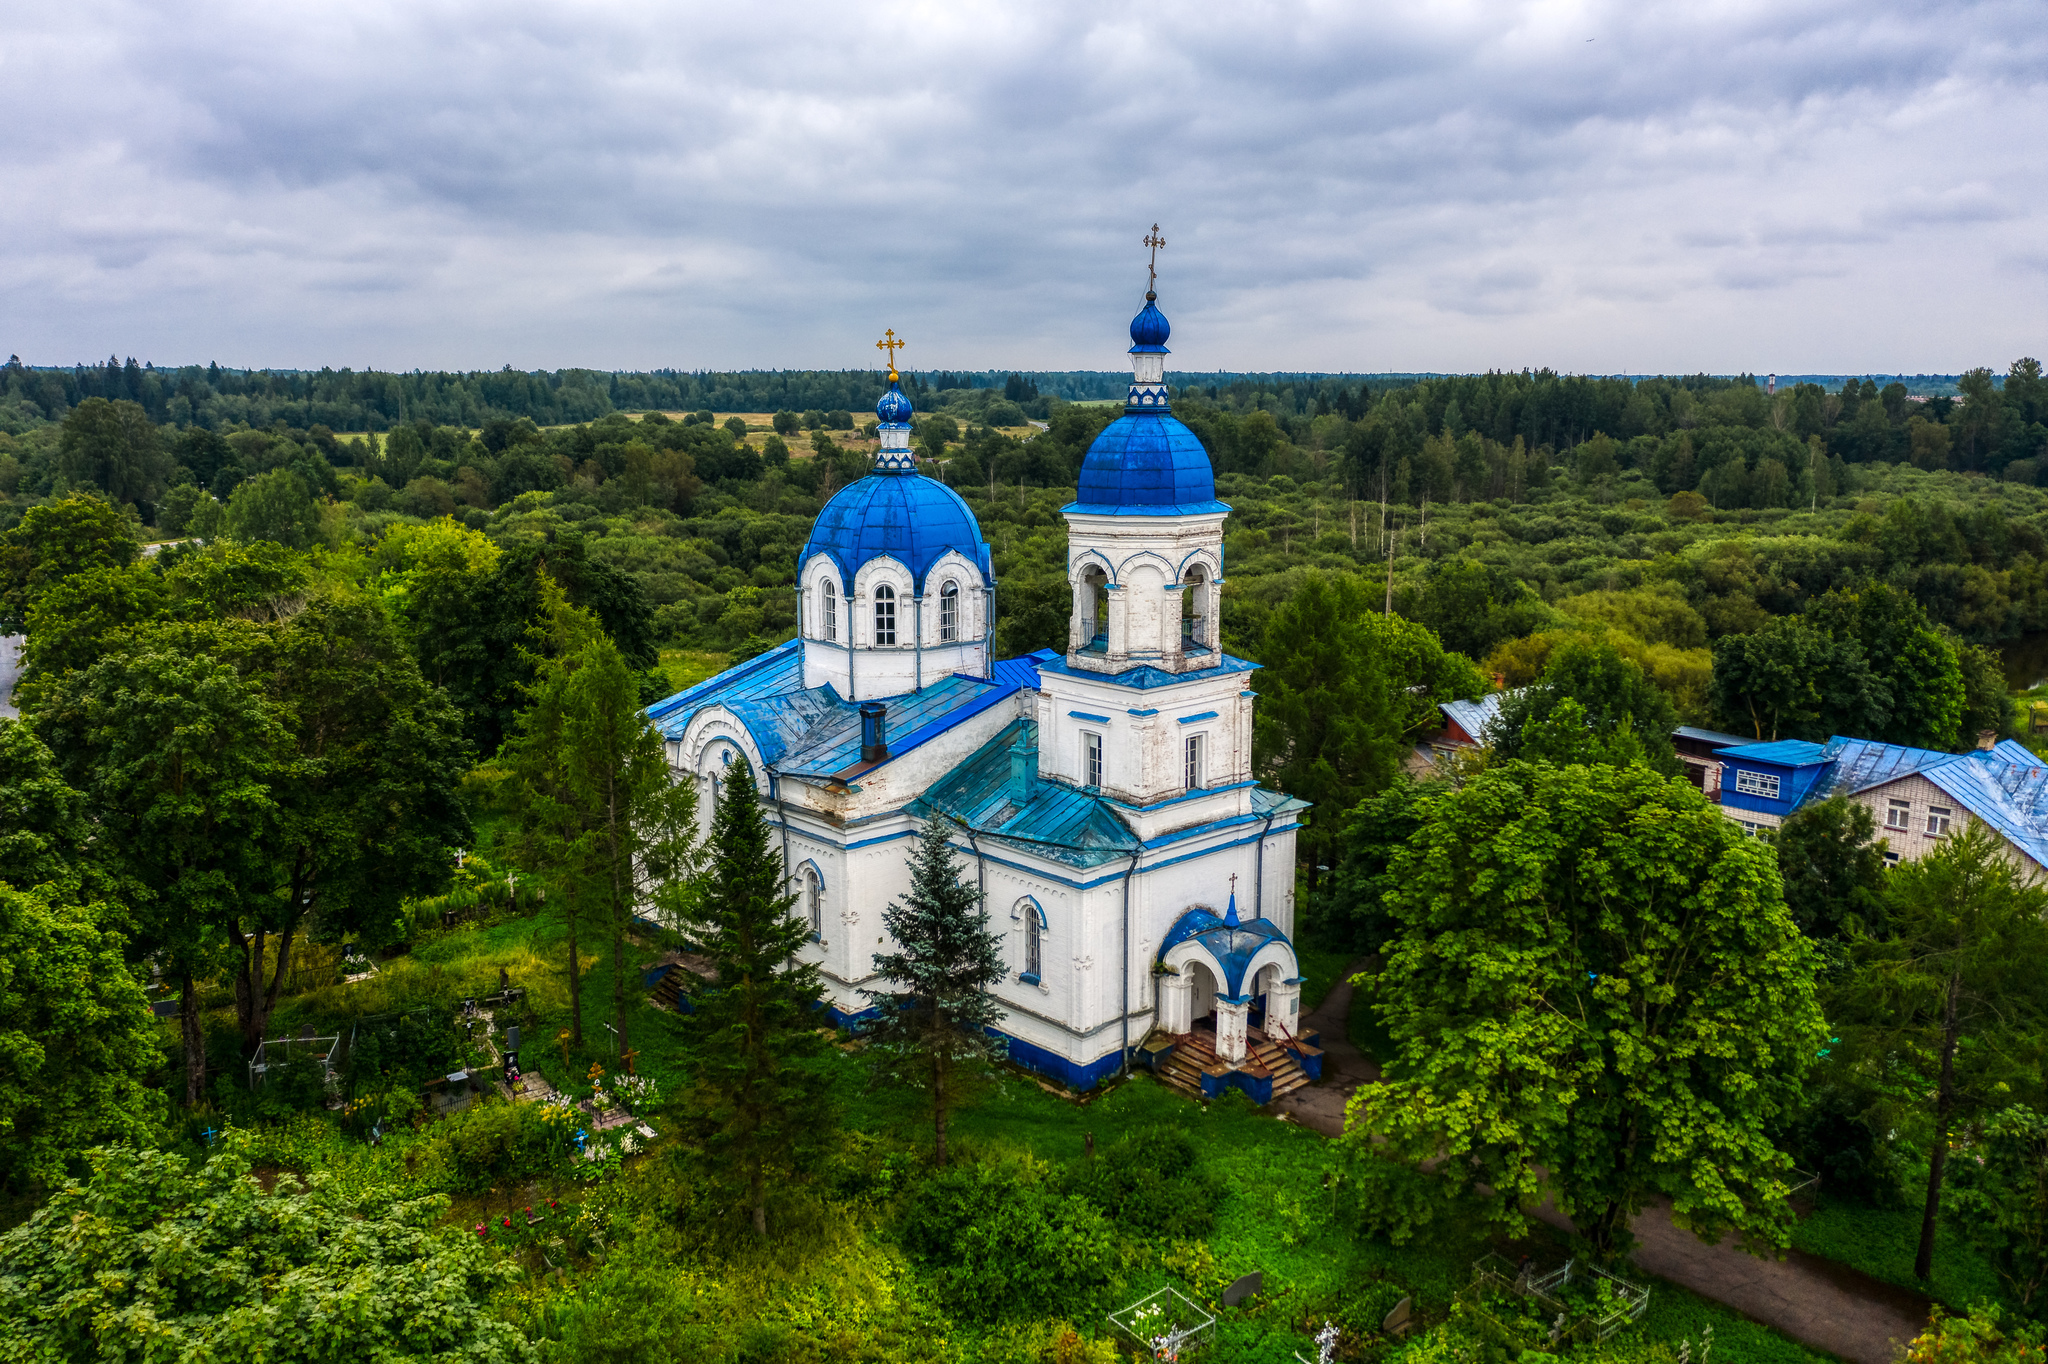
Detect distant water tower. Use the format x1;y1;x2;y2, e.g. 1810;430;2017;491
1767;373;1777;396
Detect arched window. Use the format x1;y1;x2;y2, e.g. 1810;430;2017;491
821;579;838;641
939;580;959;643
805;867;822;939
1183;566;1208;647
874;584;896;645
1079;565;1109;650
1026;909;1041;980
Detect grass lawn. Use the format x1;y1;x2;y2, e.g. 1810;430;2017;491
1790;1195;2006;1314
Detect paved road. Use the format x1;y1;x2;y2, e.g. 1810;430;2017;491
0;634;20;719
1269;960;1928;1364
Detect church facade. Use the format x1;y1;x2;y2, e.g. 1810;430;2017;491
646;289;1308;1090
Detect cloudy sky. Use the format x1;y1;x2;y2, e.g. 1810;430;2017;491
2;0;2043;375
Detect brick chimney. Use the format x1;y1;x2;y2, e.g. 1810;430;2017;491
1978;729;1998;751
859;702;889;763
1009;731;1038;805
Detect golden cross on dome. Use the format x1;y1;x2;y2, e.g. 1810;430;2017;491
874;328;905;379
1144;223;1166;293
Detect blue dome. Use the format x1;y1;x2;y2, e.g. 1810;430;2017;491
876;380;913;424
1129;298;1170;351
1068;412;1226;515
800;473;992;593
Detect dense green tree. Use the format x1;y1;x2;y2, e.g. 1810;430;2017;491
1491;638;1680;773
0;882;162;1194
1711;614;1881;742
0;1134;534;1361
1951;1104;2048;1314
55;397;171;509
677;762;833;1236
1775;795;1889;941
1340;762;1825;1256
42;632;285;1104
0;494;138;633
0;719;98;899
224;467;320;549
863;816;1008;1167
1831;825;2048;1280
1808;585;1966;750
1309;779;1439;955
1254;571;1479;884
505;617;695;1058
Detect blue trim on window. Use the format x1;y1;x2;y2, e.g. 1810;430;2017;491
1069;710;1111;723
1018;972;1040;987
1127;708;1159;717
1177;711;1219;725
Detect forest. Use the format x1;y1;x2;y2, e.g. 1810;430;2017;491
3;358;2048;1363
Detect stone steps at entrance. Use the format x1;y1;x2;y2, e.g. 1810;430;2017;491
1155;1024;1312;1103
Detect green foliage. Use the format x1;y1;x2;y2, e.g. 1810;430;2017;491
677;762;835;1235
1905;1304;2046;1364
1061;1126;1219;1241
1492;638;1680;774
0;1134;534;1361
0;718;101;902
1341;761;1826;1256
1310;779;1439;956
897;1157;1117;1324
0;493;138;633
422;1098;565;1191
1833;825;2048;1279
224;466;320;548
0;882;163;1193
864;816;1010;1165
56;397;172;509
1776;795;1889;940
1950;1106;2048;1315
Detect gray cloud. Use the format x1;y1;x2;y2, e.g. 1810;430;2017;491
0;0;2043;373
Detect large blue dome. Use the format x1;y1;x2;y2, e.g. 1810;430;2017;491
800;473;992;592
1068;412;1226;515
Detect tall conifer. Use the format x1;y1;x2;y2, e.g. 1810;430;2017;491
863;816;1007;1166
681;762;832;1235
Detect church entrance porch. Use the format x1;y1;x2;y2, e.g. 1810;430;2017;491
1149;899;1319;1105
1151;1021;1320;1106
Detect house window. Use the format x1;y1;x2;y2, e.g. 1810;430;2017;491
1926;806;1953;837
821;579;837;641
1185;734;1204;791
874;584;896;644
805;868;822;940
1734;769;1781;800
1736;819;1773;841
1886;798;1911;831
1024;910;1041;982
1884;851;1901;868
939;581;959;643
1084;732;1103;789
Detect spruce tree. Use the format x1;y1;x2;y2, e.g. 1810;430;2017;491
682;762;832;1235
863;815;1008;1166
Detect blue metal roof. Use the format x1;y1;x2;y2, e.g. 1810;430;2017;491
1923;758;2048;868
1442;693;1509;741
1158;901;1293;1001
1034;651;1259;692
989;648;1056;691
646;638;807;735
1814;737;1961;795
777;674;1018;779
1718;740;1832;767
1066;412;1226;516
913;718;1141;868
799;471;993;594
1675;725;1756;747
1128;298;1170;351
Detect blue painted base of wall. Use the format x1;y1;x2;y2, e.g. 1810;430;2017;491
995;1029;1127;1090
825;1002;881;1030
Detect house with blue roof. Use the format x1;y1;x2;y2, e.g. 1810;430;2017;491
644;285;1311;1095
1710;733;2048;878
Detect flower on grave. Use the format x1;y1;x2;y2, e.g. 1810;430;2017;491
475;1223;487;1238
502;1216;512;1228
619;1133;639;1155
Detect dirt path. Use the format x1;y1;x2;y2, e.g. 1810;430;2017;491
1271;960;1929;1364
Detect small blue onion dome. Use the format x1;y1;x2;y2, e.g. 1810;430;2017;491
799;472;993;594
876;379;913;424
1128;296;1170;351
1068;412;1226;515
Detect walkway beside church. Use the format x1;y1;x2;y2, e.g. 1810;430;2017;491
1270;962;1927;1364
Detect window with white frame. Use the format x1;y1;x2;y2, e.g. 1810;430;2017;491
873;584;896;644
805;867;822;939
1736;819;1774;841
939;580;959;643
1926;805;1953;837
821;579;837;641
1083;732;1103;789
1185;734;1204;791
1733;769;1781;799
1886;798;1912;830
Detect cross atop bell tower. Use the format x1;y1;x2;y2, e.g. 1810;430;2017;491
874;328;906;379
1143;224;1165;297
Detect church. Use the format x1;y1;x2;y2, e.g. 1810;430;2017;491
646;282;1313;1095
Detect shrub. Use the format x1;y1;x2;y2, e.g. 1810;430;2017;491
897;1158;1117;1323
424;1099;558;1190
1063;1126;1219;1240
